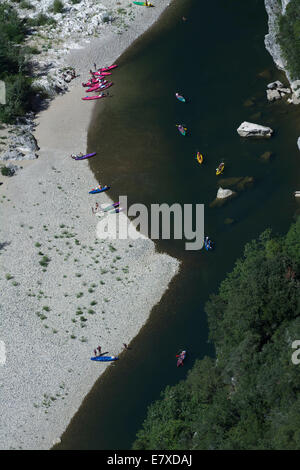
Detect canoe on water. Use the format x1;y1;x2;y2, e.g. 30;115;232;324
176;124;187;136
216;162;225;175
89;185;110;194
176;350;186;367
175;93;186;102
196;152;203;164
91;356;119;362
73;152;96;160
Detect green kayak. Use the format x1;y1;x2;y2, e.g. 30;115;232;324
133;1;154;6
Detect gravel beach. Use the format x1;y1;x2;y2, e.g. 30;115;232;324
0;0;179;449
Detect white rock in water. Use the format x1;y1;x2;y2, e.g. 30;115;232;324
267;89;281;101
267;80;284;89
217;187;234;199
237;121;273;138
297;137;300;151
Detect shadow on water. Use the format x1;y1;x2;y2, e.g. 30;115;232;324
55;0;300;449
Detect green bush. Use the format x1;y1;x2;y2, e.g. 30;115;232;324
277;0;300;79
1;167;14;176
50;0;64;14
27;13;57;27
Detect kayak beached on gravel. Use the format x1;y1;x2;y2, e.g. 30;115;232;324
72;152;96;160
89;185;110;194
91;356;119;362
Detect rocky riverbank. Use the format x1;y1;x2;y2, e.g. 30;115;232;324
264;0;300;104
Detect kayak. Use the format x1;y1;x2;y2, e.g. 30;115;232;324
91;356;119;362
176;124;187;136
95;204;121;217
82;94;106;101
176;350;186;367
82;77;105;86
101;202;119;212
74;152;96;160
196;152;203;164
94;71;112;77
175;93;186;103
87;81;108;92
100;65;118;72
216;162;225;175
133;1;154;6
89;185;110;194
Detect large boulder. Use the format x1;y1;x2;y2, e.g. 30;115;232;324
237;121;273;138
267;80;284;89
216;187;235;199
267;89;281;101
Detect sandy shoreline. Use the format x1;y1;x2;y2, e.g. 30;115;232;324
0;0;179;450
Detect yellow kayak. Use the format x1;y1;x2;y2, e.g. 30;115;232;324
216;162;225;175
196;152;203;164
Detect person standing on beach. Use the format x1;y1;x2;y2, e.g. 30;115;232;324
94;349;97;356
97;346;101;354
94;63;97;70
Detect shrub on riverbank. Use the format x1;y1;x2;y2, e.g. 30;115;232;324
133;218;300;450
0;3;35;123
277;0;300;79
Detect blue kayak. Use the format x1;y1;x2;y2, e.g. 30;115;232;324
89;185;110;194
91;356;119;362
204;237;213;251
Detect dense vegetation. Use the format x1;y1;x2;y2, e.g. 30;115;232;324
277;0;300;79
0;3;35;123
133;218;300;450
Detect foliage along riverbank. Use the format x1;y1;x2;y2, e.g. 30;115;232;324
277;0;300;81
0;3;36;123
133;218;300;450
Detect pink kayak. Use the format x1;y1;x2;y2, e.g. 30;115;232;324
87;81;108;92
176;350;186;367
94;71;112;77
82;94;107;101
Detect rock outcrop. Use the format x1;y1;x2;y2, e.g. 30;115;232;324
264;0;300;104
237;122;273;138
216;187;235;199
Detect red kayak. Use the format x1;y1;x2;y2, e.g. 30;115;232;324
82;77;105;87
176;350;186;367
99;64;118;72
87;80;108;92
82;94;107;101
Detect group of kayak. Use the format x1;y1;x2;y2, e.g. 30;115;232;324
81;64;117;101
175;92;216;251
175;92;225;175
